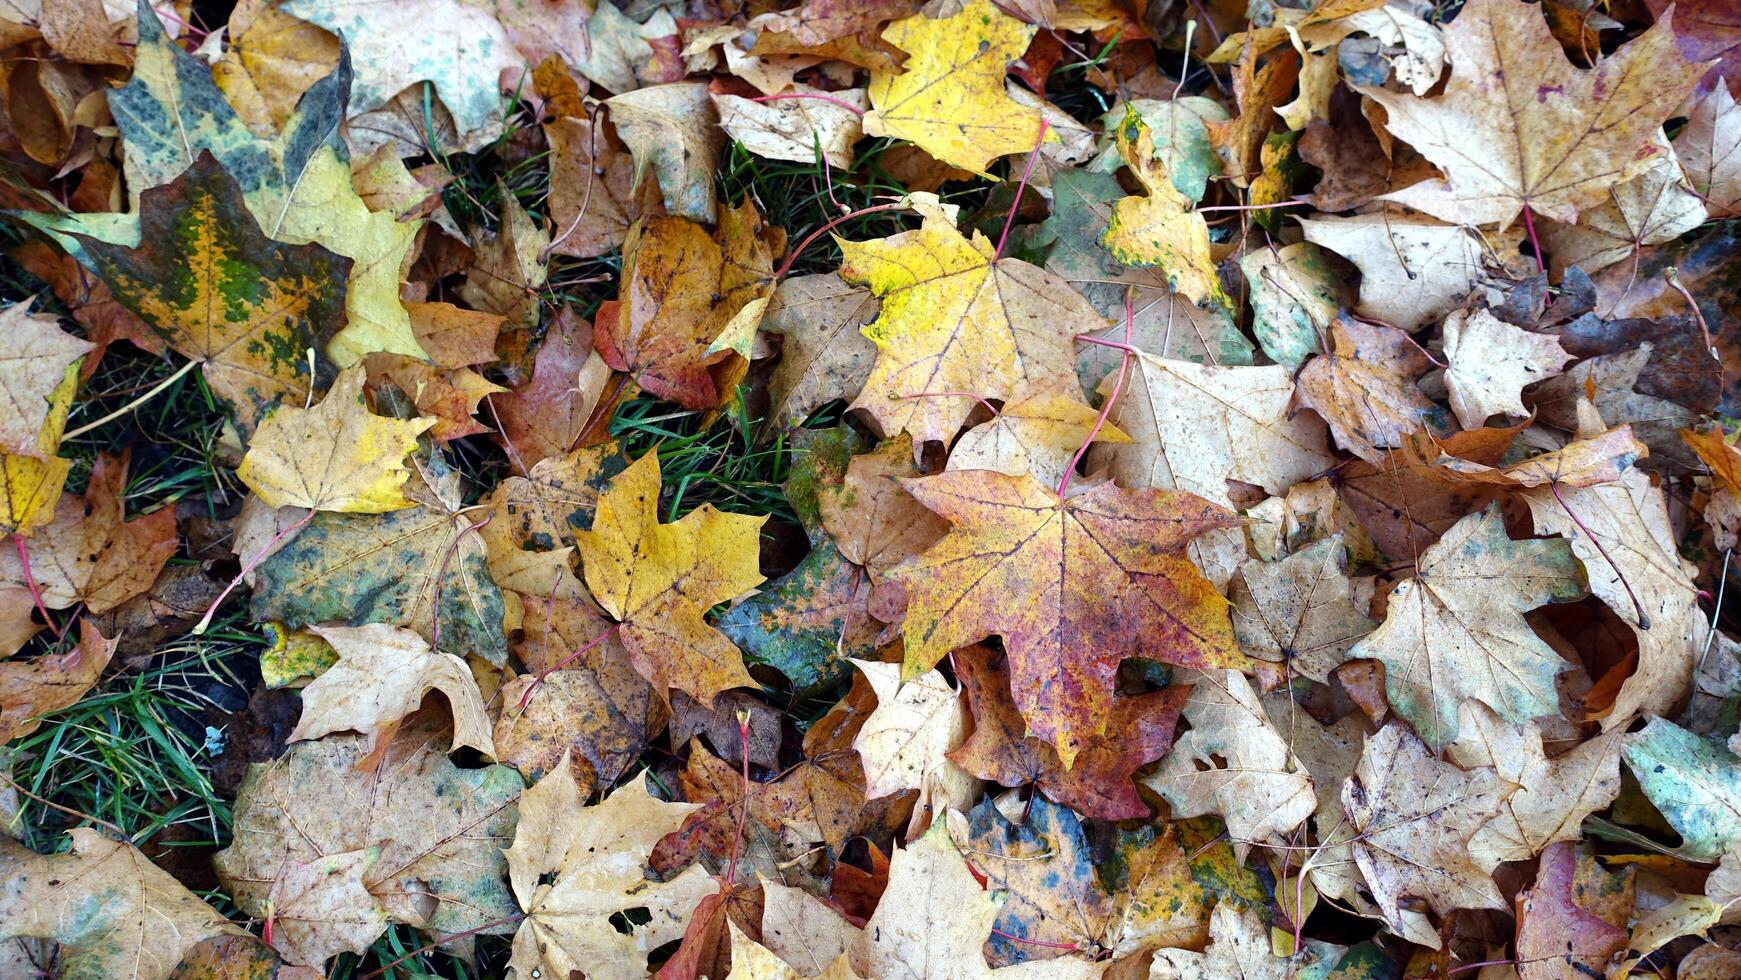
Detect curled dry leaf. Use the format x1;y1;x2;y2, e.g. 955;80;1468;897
290;623;493;757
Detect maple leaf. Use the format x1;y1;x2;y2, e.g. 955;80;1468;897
478;440;628;596
496;592;660;793
888;469;1246;765
0;452;177;615
599;201;783;409
946;380;1131;487
277;0;524;151
1238;242;1347;371
950;645;1187;820
839;198;1104;449
545;113;664;260
1363;0;1706;226
1675;83;1741;213
606;82;727;224
575;452;767;705
237;365;434;513
717;541;894;690
214;710;522;963
78;153;349;432
0;620;114;744
760;274;882;434
1623;716;1741;860
716;87;868;168
1102;111;1225;309
506;760;714;980
1228;535;1376;682
1538;154;1708;277
1146;668;1315;853
851;659;977;835
1522;467;1706;728
0;299;91;459
1342;721;1508;947
819;434;948;581
0;829;247;980
488;307;613;475
1299;214;1502;332
250;496;510;664
9;242;166;382
1102;353;1336;509
289;623;492;758
1514;843;1634;980
1295;316;1448;463
862;0;1042;175
729;919;860;980
1448;703;1621;868
753;878;864;976
1347;506;1585;748
1148;904;1304;979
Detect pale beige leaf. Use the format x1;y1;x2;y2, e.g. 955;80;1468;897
758;878;865;978
507;761;715;980
1147;904;1302;980
1675;82;1741;212
607;81;725;223
0;299;91;459
947;380;1129;487
1229;535;1375;682
1539;151;1707;277
1145;669;1314;856
852;659;979;836
1441;309;1573;429
1342;721;1507;947
762;274;881;433
291;623;493;758
1299;214;1497;332
715;87;866;168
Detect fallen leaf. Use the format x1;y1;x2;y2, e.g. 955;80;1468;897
489;307;613;474
0;829;245;980
1513;843;1633;980
1342;721;1508;947
889;469;1246;765
1146;668;1315;853
946;380;1130;486
1229;535;1376;682
1148;903;1302;979
545;113;664;260
715;87;866;168
607;81;726;223
1295;316;1447;463
848;822;996;977
862;0;1041;175
1623;716;1741;860
761;273;882;434
576;452;767;705
951;649;1187;820
840;198;1104;449
1539;153;1707;277
237;365;433;513
1299;214;1498;332
852;659;977;834
1441;308;1574;429
1363;0;1705;226
600;201;782;409
1237;242;1346;372
716;541;893;690
79;153;350;432
457;192;549;334
214;710;522;963
289;623;492;757
0;620;114;744
819;434;949;581
0;298;91;458
278;0;526;151
1675;82;1741;212
507;761;714;980
1102;110;1224;309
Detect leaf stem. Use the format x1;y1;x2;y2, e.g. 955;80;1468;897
515;622;623;711
993;119;1051;260
1521;205;1544;274
747;92;866;116
12;535;59;639
1059;293;1135;497
1549;480;1649;629
774;201;909;281
358;912;526;979
193;507;317;635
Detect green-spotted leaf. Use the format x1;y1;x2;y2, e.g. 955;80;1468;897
78;153;349;432
1090;98;1229;203
249;504;509;665
717;540;893;690
1239;242;1349;372
1624;717;1741;860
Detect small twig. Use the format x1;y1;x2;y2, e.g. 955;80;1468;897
63;358;200;440
994;119;1051;260
723;709;753;885
0;771;126;839
1666;266;1718;360
1550;480;1649;629
1195;198;1308;212
989;928;1082;951
193;508;317;635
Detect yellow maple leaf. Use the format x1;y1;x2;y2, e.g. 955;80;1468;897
236;365;434;513
1103;110;1228;309
575;452;767;706
839;198;1105;452
863;0;1044;175
0;359;81;536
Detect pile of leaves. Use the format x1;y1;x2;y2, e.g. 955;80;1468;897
8;0;1741;975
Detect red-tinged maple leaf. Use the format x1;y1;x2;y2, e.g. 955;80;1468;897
886;469;1249;766
949;645;1188;820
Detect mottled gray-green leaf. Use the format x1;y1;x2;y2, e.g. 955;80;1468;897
1624;716;1741;860
1240;242;1348;372
717;540;890;689
1091;98;1228;203
250;505;509;665
214;721;522;948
